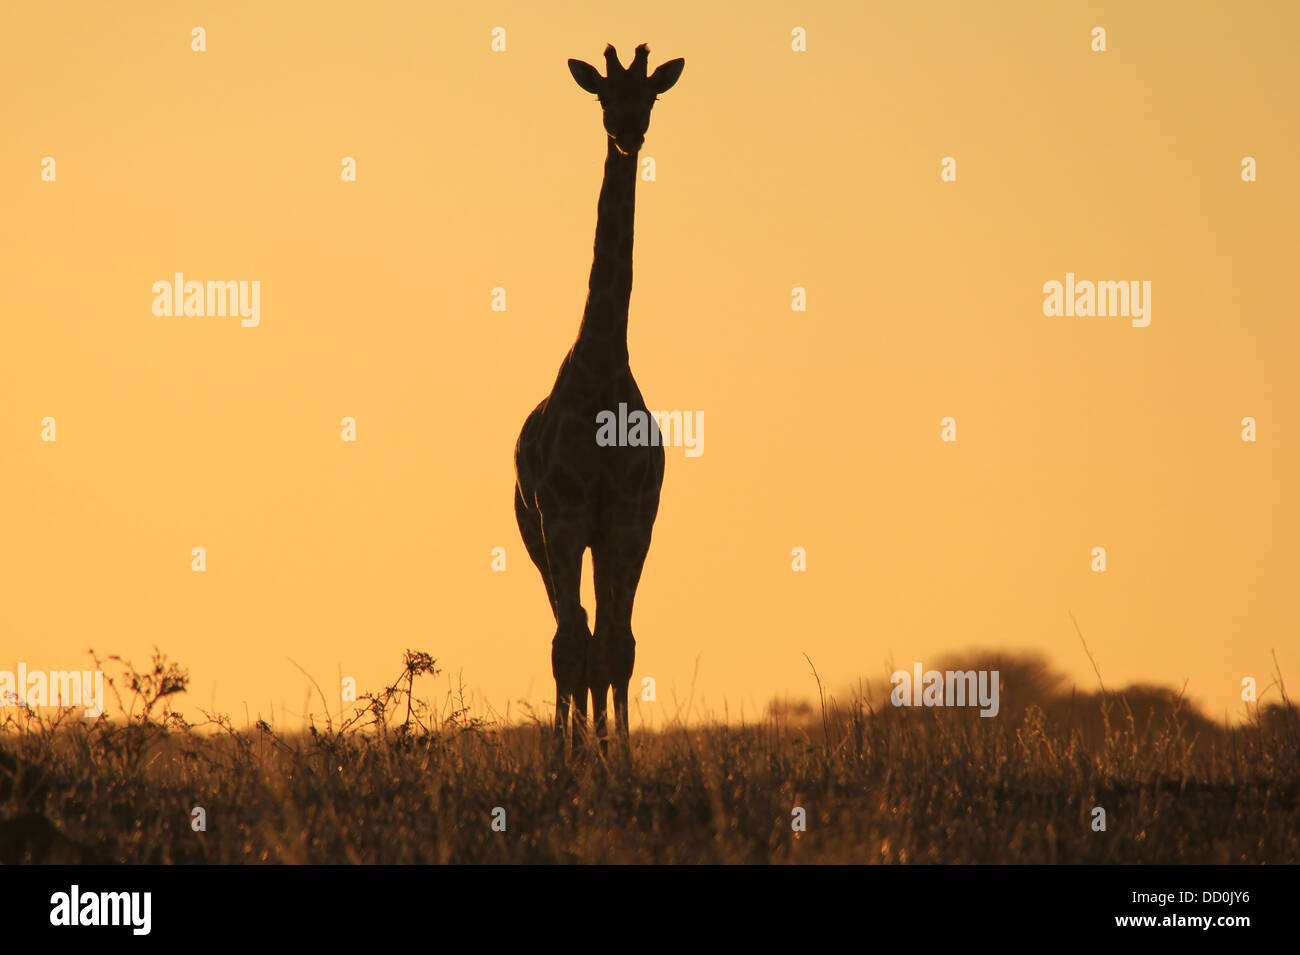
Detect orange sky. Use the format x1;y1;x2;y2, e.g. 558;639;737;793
2;1;1297;729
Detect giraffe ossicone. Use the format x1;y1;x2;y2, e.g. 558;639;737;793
513;43;684;753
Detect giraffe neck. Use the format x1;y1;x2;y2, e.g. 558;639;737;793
574;138;638;366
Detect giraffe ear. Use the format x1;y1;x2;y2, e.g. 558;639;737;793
649;58;684;94
568;59;603;94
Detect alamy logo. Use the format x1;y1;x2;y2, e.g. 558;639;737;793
49;885;151;935
1042;272;1151;327
0;664;104;717
596;403;704;457
152;273;260;327
890;663;1000;717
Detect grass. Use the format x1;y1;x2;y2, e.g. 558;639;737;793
1;647;1296;864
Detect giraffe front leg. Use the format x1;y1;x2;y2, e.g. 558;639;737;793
570;621;590;748
587;635;609;755
540;511;590;751
592;532;649;759
551;608;590;746
610;630;635;752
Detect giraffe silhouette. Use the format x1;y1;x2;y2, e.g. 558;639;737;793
514;44;684;753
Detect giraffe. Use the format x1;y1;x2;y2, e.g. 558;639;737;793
514;43;684;752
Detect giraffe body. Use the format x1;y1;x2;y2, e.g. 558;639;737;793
514;44;684;750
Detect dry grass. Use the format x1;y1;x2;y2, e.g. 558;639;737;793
1;648;1296;864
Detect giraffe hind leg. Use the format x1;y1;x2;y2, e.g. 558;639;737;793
514;485;555;612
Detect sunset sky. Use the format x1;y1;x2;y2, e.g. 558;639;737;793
2;1;1297;729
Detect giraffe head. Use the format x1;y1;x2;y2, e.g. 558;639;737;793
568;44;684;156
